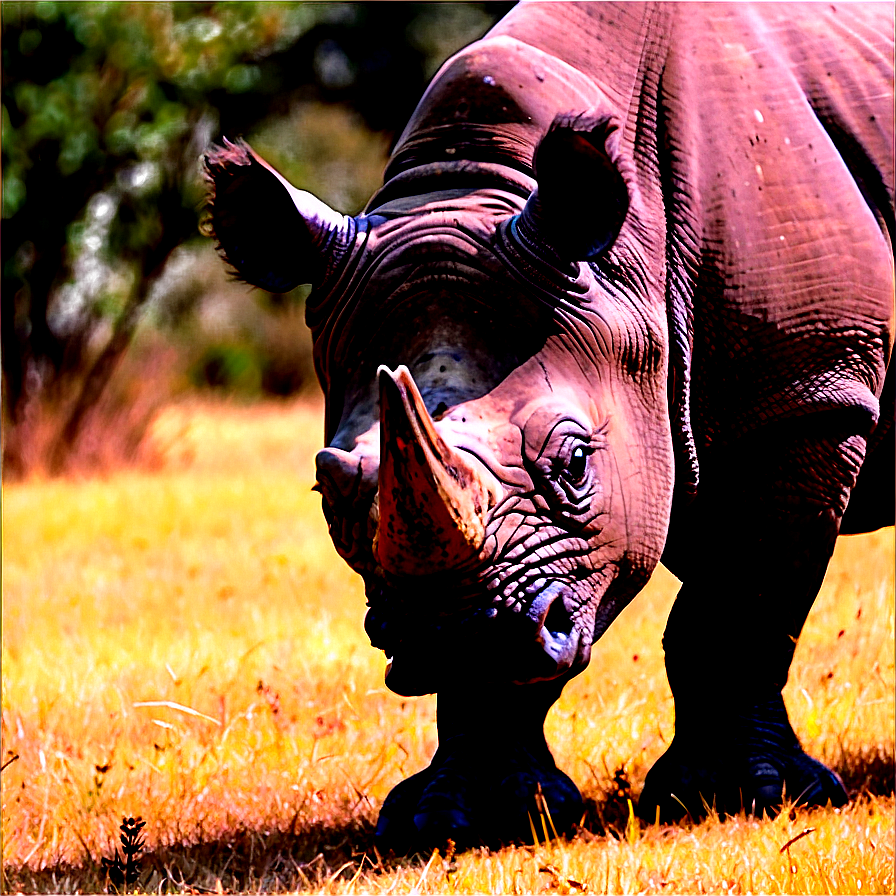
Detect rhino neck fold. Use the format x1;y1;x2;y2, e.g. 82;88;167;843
365;160;536;213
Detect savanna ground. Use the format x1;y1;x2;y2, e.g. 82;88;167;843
2;398;893;895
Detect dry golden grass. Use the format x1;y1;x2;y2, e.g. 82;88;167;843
2;398;893;894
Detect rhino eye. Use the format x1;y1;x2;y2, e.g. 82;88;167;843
563;445;589;486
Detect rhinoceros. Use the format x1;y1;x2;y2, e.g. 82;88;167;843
205;1;894;851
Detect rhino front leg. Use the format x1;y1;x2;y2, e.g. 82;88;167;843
376;680;582;853
640;416;867;822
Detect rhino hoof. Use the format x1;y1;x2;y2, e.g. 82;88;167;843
413;808;479;851
638;739;848;824
782;752;849;811
495;767;583;842
374;737;582;854
375;769;433;855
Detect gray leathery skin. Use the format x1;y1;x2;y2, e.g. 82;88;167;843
205;2;894;849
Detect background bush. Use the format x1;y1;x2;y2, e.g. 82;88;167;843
1;1;512;476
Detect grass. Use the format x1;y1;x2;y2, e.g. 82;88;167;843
2;398;893;894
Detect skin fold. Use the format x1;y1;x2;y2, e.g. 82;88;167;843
205;1;894;851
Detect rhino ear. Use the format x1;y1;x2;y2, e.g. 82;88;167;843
519;115;629;262
203;138;355;290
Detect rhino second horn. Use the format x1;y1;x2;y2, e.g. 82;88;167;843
375;365;491;577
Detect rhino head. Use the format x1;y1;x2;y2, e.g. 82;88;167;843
205;115;674;696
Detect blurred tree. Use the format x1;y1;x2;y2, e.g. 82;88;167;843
1;1;512;475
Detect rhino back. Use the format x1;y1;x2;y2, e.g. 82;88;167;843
660;2;893;459
384;3;669;186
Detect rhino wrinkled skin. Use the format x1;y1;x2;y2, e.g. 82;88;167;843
205;2;894;850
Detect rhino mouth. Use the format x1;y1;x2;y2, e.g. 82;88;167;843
364;576;586;696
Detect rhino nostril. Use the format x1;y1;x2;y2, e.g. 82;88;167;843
526;581;574;637
544;595;574;639
530;584;580;673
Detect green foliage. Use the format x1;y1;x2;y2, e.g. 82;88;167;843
191;343;263;395
1;1;510;474
3;2;318;277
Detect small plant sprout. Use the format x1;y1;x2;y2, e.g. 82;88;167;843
101;816;146;890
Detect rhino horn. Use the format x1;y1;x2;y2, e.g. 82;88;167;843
203;138;355;291
517;115;629;262
375;365;492;577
